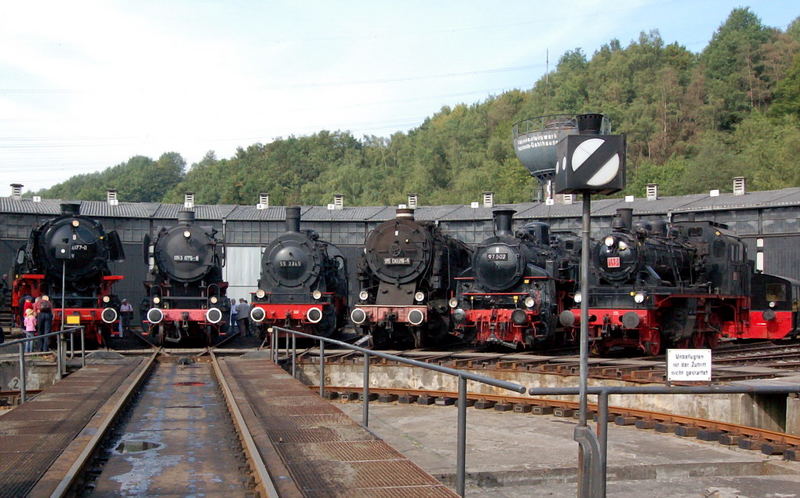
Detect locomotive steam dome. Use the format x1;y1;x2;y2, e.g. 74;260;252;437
365;208;432;284
39;203;109;280
154;211;216;282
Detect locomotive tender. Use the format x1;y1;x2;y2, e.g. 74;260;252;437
250;206;348;337
451;209;579;349
10;202;125;345
561;208;800;355
351;207;472;347
142;210;230;345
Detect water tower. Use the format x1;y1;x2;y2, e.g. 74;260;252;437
512;114;610;200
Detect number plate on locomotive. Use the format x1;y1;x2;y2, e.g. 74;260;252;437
606;257;621;268
384;257;411;265
279;260;302;267
486;253;508;261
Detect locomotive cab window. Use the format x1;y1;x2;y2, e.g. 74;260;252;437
766;283;787;303
712;240;726;258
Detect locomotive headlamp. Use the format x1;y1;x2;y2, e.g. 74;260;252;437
71;220;80;227
152;296;161;304
210;296;218;304
448;297;458;308
573;292;582;304
604;236;615;247
256;289;266;299
359;290;369;301
511;309;528;325
183;230;191;238
524;296;535;308
769;301;776;308
312;290;322;300
414;291;425;303
633;292;646;304
618;241;628;250
102;295;111;303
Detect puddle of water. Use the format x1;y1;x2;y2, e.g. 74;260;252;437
115;440;164;454
173;382;207;386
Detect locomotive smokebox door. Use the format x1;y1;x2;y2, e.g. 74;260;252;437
554;114;626;195
54;241;73;260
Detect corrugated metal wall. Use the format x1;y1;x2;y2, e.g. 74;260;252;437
223;246;262;301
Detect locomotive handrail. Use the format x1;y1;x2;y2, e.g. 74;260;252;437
527;384;800;498
3;325;86;404
270;325;525;497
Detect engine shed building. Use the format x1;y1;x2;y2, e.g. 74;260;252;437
2;183;800;317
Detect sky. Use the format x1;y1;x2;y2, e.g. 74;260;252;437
0;1;797;194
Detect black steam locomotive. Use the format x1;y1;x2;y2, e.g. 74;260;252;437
11;203;125;345
250;206;348;337
142;210;230;345
561;208;800;355
451;209;579;349
351;207;473;347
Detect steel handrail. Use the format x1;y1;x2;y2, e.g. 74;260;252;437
3;326;86;404
271;325;526;497
528;383;800;498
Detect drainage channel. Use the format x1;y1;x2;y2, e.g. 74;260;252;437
75;355;256;496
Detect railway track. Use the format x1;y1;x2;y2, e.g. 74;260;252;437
317;385;800;461
290;339;800;384
41;348;274;496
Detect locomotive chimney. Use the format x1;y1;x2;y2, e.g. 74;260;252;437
285;206;301;233
60;203;81;216
178;210;195;224
493;209;515;237
10;183;23;200
616;208;633;231
576;113;604;135
396;207;415;220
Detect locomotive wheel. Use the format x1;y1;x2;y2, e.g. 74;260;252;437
643;334;662;356
591;341;609;356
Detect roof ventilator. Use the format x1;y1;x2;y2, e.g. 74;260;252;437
333;194;344;210
107;189;119;206
646;183;658;201
482;191;494;208
184;192;195;209
709;189;720;197
407;193;418;209
257;193;269;210
561;194;574;205
10;183;23;200
733;177;746;196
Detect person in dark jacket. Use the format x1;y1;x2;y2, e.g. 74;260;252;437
235;299;251;337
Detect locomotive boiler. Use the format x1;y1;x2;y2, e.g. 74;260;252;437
561;208;799;355
351;207;472;348
249;206;348;337
142;210;229;345
10;202;125;345
451;209;579;349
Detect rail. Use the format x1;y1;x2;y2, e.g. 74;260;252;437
270;326;526;497
3;325;86;404
528;384;800;498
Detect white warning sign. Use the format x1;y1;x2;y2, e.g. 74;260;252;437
667;349;712;382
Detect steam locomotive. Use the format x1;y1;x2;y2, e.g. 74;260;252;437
450;209;579;349
142;210;230;345
250;206;348;337
560;208;800;355
351;207;473;348
10;203;125;345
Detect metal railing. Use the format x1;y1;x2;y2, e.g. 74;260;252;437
270;326;526;497
528;384;800;498
2;326;86;404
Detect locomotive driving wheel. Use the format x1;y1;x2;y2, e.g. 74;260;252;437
642;331;662;356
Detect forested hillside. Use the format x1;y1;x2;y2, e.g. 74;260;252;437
39;9;800;206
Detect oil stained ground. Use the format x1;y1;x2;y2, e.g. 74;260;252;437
89;359;254;496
